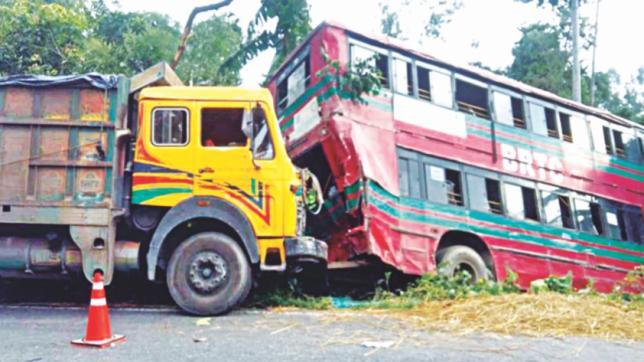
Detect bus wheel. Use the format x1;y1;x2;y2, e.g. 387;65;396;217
436;245;488;283
166;232;252;315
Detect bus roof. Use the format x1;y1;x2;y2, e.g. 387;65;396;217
268;21;641;130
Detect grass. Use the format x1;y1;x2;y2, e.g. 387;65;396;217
250;268;644;341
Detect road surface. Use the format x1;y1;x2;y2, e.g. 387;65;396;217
1;305;643;362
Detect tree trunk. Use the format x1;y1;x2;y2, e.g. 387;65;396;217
171;0;234;70
571;0;581;102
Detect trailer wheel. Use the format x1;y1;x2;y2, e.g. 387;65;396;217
166;232;251;315
436;245;489;283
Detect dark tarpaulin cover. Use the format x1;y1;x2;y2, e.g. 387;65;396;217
0;73;118;90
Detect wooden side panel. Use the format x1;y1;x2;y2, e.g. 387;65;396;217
80;89;109;122
39;128;69;160
77;130;108;161
35;167;67;201
42;89;71;120
75;168;106;201
0;126;31;200
3;88;33;117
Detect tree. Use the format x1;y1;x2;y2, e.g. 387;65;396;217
219;0;312;80
380;3;402;38
378;0;462;40
0;0;88;75
507;24;571;97
506;23;643;124
175;14;243;85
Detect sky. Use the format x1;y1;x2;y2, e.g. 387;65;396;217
116;0;644;88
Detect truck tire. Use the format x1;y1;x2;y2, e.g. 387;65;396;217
436;245;489;283
166;232;252;315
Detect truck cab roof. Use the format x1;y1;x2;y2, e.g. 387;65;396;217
139;86;275;104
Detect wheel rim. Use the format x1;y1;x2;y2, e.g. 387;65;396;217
188;251;228;294
455;262;477;282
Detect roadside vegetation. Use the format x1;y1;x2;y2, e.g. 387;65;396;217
249;268;644;341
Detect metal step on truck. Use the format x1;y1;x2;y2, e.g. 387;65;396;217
0;63;327;315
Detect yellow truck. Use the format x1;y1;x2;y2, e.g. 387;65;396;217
0;63;326;315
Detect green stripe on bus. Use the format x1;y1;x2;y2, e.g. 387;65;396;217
367;180;644;258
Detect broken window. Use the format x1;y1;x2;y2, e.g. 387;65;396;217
398;155;421;199
152;108;189;146
417;65;431;101
276;54;310;115
504;183;539;221
251;106;275;160
543;192;574;229
351;44;389;89
201;108;247;147
613;130;625;157
574;199;603;235
424;164;462;206
455;79;489;119
467;175;503;214
601;201;628;241
559;112;573;143
393;58;413;96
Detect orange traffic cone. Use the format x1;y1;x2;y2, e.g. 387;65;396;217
71;271;126;348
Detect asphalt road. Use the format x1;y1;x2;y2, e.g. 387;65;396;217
1;305;642;362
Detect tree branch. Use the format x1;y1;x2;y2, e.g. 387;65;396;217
171;0;234;69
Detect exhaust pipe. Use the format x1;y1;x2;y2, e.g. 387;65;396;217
0;237;140;276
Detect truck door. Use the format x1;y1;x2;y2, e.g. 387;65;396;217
193;101;281;236
132;101;197;207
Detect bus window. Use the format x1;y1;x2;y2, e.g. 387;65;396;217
398;155;422;199
542;192;574;229
504;183;539;221
574;199;603;235
393;58;413;96
445;169;463;206
375;54;390;88
417;65;430;101
456;80;489;119
559;112;573;143
429;71;453;108
528;103;556;137
624;209;643;244
276;54;310;115
612;129;625;157
493;92;513;126
511;97;526;129
424;164;462;206
545;108;557;138
467;175;502;214
603;204;627;241
602;126;614;154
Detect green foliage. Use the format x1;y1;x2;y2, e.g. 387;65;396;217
530;273;574;294
0;0;242;83
0;0;88;75
175;14;243;85
245;285;332;310
220;0;312;80
380;3;402;38
316;48;382;105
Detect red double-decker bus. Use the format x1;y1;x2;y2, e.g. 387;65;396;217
267;22;643;292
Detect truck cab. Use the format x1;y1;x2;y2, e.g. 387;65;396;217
132;87;325;314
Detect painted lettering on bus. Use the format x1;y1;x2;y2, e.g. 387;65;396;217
500;144;564;183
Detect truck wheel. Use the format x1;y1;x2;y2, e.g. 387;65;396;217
436;245;489;283
166;232;251;315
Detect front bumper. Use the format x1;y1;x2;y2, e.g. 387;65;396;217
284;236;328;262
